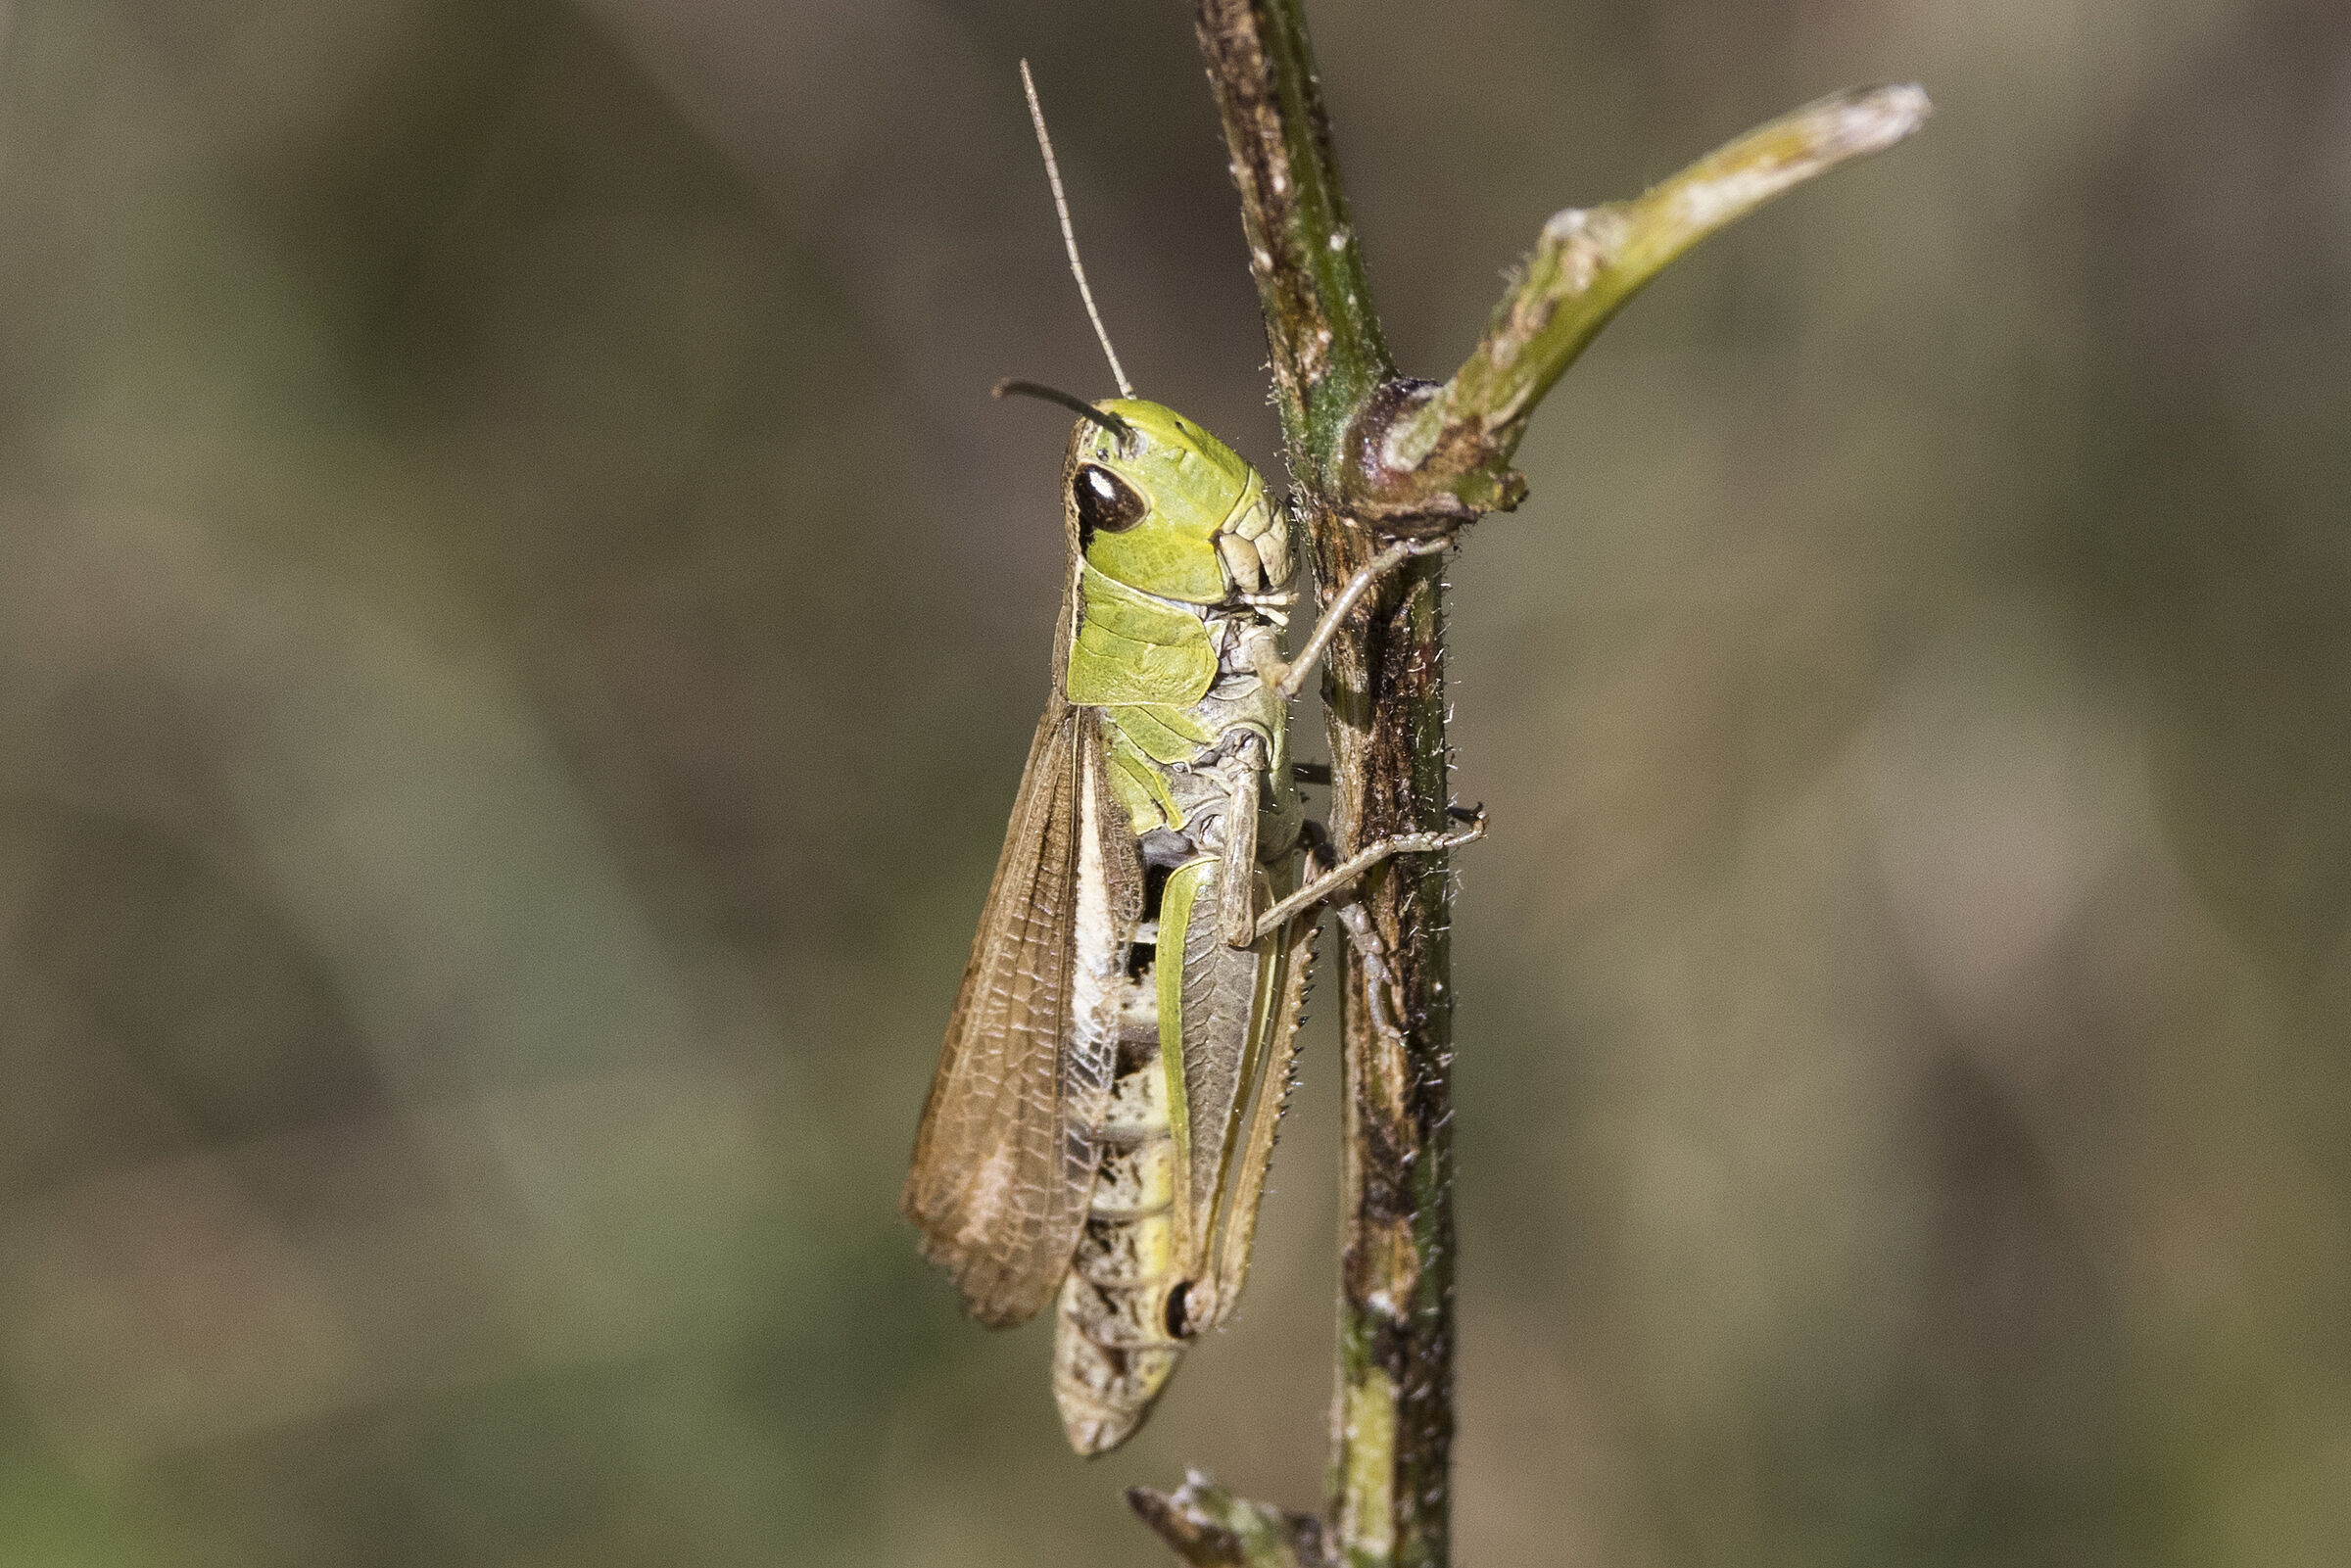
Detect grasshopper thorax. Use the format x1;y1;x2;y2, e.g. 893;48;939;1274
1063;399;1290;605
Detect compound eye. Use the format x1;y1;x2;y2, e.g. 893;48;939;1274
1073;463;1148;540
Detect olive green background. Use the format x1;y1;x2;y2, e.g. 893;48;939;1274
0;1;2345;1563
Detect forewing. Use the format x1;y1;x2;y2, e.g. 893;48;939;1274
903;699;1093;1327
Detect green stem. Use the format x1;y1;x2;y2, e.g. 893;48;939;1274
1178;9;1464;1564
1188;0;1392;478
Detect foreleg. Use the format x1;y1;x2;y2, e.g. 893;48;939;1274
1255;537;1453;700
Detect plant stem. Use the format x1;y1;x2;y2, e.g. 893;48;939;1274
1186;0;1392;474
1182;6;1462;1563
1132;6;1927;1564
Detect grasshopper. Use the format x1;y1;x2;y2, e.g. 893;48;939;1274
902;65;1481;1455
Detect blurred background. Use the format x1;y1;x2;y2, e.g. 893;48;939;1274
0;0;2345;1563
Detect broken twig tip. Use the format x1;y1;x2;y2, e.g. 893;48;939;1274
1816;81;1934;158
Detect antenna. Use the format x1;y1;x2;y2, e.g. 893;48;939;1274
993;378;1137;447
1020;59;1135;399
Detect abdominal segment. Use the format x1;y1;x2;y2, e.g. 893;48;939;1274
1052;949;1187;1456
1053;845;1279;1455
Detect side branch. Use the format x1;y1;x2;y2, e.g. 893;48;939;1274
1368;84;1933;519
1129;1474;1331;1568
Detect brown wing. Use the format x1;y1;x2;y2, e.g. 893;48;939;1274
902;696;1097;1327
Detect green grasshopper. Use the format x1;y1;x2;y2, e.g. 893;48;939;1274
902;64;1481;1455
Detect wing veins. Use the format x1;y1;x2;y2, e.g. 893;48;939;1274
903;701;1098;1327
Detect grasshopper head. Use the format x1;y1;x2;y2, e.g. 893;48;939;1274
1063;399;1290;605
